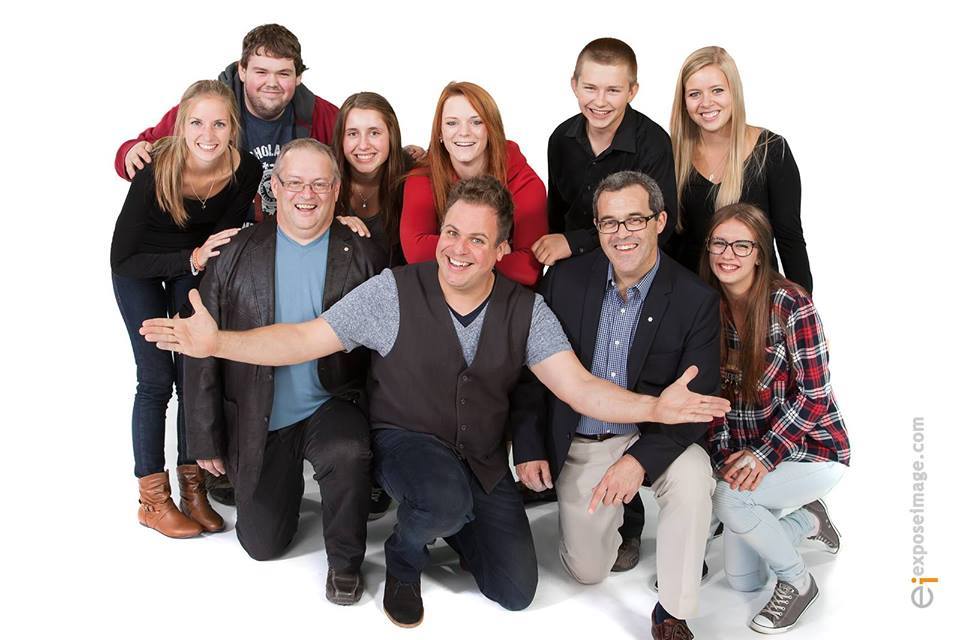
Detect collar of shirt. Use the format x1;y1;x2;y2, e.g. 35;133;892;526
566;105;640;157
606;249;660;304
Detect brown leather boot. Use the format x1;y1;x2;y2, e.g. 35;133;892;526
177;464;225;533
138;471;204;538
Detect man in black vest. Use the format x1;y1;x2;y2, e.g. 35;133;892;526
141;176;730;629
514;171;719;640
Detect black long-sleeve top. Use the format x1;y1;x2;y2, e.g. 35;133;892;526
547;105;678;256
110;152;262;278
668;130;813;292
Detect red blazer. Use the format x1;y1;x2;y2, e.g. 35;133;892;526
400;140;547;287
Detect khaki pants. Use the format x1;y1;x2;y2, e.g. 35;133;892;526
556;434;715;618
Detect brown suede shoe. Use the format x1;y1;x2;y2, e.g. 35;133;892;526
138;471;203;539
651;611;694;640
611;536;640;572
177;465;225;533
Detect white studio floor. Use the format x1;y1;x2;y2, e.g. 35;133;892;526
32;458;857;640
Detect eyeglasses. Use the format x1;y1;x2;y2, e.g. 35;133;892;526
276;177;335;194
706;238;758;257
595;212;659;234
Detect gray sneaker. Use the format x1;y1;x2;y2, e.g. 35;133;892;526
803;499;840;554
749;576;819;634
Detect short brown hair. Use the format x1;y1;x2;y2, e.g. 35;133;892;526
444;176;514;245
240;24;307;76
573;37;638;84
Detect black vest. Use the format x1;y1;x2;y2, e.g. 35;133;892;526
368;262;534;493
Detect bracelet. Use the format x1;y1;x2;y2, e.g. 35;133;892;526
190;249;204;276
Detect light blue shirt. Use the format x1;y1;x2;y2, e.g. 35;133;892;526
270;226;331;430
577;252;660;436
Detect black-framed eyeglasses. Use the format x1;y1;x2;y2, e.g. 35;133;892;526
706;238;758;257
275;177;335;194
595;212;660;234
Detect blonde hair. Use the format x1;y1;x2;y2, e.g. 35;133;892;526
670;47;769;230
152;80;241;227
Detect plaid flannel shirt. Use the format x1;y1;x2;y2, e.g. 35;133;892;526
707;286;851;471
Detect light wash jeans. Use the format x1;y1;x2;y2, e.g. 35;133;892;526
713;460;846;591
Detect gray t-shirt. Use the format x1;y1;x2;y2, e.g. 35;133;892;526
322;269;571;366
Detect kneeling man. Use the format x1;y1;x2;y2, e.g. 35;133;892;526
514;171;719;639
185;139;386;604
145;175;729;629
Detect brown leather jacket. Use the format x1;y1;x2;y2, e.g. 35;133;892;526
184;217;386;496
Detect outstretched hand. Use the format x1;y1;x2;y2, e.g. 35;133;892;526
653;366;731;424
140;289;219;358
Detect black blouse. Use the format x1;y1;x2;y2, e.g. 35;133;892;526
668;131;813;292
110;151;262;278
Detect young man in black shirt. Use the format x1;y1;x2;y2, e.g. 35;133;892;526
531;38;679;570
533;38;678;267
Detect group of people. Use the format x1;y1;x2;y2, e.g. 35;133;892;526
111;23;851;639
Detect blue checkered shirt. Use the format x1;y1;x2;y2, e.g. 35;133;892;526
577;253;660;436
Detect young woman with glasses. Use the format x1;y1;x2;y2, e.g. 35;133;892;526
669;46;813;293
700;203;849;634
110;80;262;538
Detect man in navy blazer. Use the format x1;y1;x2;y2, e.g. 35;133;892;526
512;170;720;639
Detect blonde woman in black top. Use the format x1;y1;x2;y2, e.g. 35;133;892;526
110;80;262;539
668;47;813;293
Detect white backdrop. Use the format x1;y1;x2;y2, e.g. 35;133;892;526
2;0;955;637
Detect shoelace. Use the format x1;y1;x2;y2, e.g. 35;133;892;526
371;487;383;501
759;583;796;620
811;532;835;548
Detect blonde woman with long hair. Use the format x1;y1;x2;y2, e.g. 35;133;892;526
110;79;262;538
669;47;813;293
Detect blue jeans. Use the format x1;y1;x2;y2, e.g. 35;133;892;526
112;272;198;478
713;460;846;591
372;428;538;611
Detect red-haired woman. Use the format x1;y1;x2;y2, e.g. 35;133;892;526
400;82;547;287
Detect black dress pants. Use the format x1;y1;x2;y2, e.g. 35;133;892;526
235;398;372;570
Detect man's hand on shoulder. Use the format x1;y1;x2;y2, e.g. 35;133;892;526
125;140;154;179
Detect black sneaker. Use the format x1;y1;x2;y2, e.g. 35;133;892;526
802;499;840;554
368;485;392;522
325;567;363;605
383;572;423;628
749;576;819;634
611;536;641;572
206;473;235;506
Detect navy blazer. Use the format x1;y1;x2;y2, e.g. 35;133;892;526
511;250;721;483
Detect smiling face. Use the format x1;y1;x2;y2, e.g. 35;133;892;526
182;95;233;167
572;60;638;136
436;199;506;294
708;218;759;295
342;107;390;177
441;94;489;177
684;64;734;135
271;147;340;243
238;51;302;121
596;185;665;289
